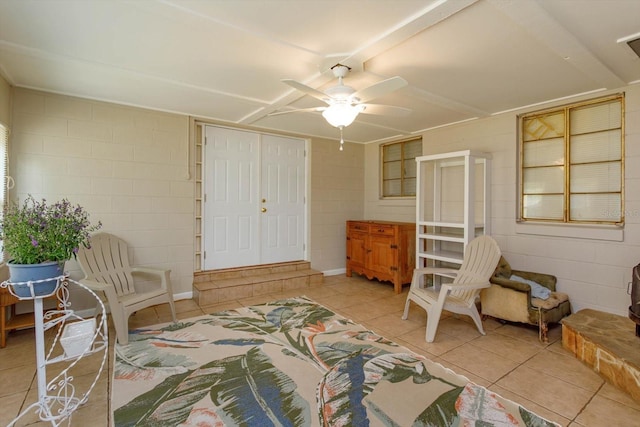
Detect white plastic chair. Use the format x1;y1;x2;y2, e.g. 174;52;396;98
77;232;177;345
402;235;501;342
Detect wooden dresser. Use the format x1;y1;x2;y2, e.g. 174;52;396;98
346;220;416;294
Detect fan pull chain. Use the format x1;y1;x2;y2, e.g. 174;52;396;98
339;126;344;151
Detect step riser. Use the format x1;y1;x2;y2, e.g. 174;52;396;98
194;261;312;283
193;262;322;306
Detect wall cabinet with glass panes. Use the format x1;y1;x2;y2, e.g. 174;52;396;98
382;138;421;197
415;150;491;275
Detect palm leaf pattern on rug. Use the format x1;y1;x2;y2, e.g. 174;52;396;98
113;296;560;427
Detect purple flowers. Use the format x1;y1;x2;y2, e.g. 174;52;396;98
1;195;102;264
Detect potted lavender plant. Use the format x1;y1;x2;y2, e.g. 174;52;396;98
1;195;102;297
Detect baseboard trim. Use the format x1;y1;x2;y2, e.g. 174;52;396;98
322;268;346;276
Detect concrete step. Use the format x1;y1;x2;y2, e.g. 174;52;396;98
193;261;323;306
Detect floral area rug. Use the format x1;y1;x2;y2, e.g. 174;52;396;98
112;296;559;426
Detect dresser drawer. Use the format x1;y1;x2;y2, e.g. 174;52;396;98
369;224;394;235
348;222;370;233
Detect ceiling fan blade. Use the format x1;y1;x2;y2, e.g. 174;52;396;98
359;104;411;116
282;79;330;103
268;106;326;117
350;76;408;103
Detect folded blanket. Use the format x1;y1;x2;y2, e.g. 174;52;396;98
510;274;551;300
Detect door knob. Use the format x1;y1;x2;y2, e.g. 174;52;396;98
261;207;267;213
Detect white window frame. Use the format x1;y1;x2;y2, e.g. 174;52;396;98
517;94;624;232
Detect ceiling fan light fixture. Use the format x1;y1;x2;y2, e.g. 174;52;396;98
322;103;361;128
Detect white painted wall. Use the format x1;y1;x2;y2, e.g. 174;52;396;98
365;85;640;317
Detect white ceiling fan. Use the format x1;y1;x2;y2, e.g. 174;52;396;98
275;64;411;150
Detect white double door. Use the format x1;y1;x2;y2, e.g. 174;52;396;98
203;126;306;270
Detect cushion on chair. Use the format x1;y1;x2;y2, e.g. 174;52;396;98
509;274;551;300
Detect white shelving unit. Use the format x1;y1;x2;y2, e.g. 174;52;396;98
415;150;491;272
1;276;108;427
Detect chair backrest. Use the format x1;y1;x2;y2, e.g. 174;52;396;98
450;235;501;303
77;232;136;297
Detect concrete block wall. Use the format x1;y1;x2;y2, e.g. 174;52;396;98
9;88;194;301
309;137;365;274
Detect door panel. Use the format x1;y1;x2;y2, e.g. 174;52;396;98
260;134;305;264
204;126;260;269
348;231;367;270
204;126;306;269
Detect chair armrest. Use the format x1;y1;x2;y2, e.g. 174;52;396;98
443;281;491;292
414;267;459;276
78;278;112;292
131;266;170;276
131;267;173;291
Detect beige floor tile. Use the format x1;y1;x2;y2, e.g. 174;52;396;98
47;349;108;379
523;349;604;392
127;308;160;329
0;330;38;368
396;328;467;357
0;391;28;426
496;365;593;419
173;297;202;313
237;293;283;306
492;321;544;341
439;342;521;382
491;319;564;346
176;308;205;320
365;311;424;337
575;393;640;426
334;300;399;322
431;356;492;388
597;382;640;411
480;316;504;332
433;316;486;341
320;292;384;310
471;331;542;363
303;286;343;300
0;364;35;398
199;301;243;314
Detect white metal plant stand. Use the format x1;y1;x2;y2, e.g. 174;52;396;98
1;276;108;426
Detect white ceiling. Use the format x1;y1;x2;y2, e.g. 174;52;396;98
1;0;639;144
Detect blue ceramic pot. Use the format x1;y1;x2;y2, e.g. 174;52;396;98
7;261;64;298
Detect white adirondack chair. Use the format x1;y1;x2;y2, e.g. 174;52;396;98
77;232;177;345
402;235;501;342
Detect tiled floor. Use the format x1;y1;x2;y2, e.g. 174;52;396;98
2;274;640;426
